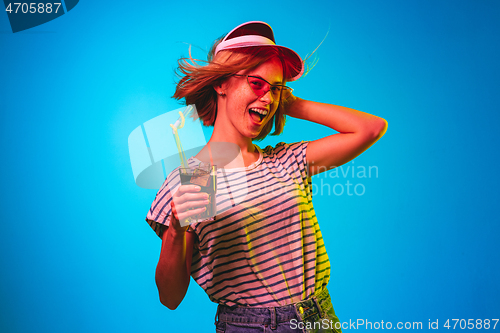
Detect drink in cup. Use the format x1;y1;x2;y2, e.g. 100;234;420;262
179;163;217;225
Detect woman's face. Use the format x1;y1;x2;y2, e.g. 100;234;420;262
219;57;284;139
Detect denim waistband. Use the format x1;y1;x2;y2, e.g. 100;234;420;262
215;287;331;330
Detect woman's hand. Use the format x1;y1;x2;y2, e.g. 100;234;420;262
280;89;300;118
170;185;209;231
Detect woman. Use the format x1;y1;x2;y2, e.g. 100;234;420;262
146;21;387;332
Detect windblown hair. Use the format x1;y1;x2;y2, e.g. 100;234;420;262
173;36;302;141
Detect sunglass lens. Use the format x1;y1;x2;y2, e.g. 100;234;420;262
247;76;284;99
247;77;269;97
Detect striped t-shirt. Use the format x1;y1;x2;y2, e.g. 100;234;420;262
146;141;331;307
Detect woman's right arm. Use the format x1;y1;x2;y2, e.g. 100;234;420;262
155;221;195;310
154;184;209;310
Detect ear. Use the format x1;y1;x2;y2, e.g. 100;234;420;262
213;80;228;96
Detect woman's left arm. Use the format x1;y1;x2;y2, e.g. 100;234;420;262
284;96;388;176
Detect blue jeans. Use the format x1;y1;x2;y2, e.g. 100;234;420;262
215;287;342;333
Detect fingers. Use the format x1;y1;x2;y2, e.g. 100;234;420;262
281;89;295;102
280;93;299;117
176;206;208;223
171;185;210;223
178;197;209;211
171;202;207;231
177;185;202;194
174;186;209;205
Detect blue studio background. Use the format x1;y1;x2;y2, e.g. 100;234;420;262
1;1;499;332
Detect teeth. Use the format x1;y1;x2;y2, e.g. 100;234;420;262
250;108;268;116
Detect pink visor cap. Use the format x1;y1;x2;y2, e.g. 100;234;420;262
214;21;304;81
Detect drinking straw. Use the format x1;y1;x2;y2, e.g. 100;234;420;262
170;105;194;169
208;142;217;195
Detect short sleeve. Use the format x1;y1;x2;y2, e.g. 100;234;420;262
263;141;312;201
146;169;199;238
145;169;181;238
287;141;309;179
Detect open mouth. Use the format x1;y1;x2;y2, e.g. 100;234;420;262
249;108;268;123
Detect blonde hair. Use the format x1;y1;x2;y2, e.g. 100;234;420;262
173;37;301;141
